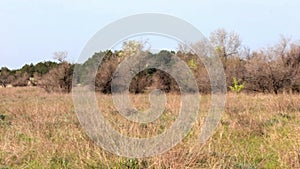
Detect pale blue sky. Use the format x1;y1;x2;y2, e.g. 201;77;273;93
1;0;300;69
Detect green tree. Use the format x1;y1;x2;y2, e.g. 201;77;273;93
20;64;35;77
34;61;58;75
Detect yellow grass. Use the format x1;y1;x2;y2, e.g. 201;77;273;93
0;87;299;168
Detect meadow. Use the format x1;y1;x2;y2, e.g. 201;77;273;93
0;87;299;168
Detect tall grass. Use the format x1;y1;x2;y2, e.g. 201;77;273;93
0;87;299;168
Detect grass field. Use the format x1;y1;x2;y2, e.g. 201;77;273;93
0;87;299;168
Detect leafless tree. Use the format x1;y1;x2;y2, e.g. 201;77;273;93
245;36;300;94
209;29;246;89
40;62;73;93
245;52;273;93
12;71;29;87
94;56;119;93
53;51;68;63
287;42;300;92
210;28;242;61
0;68;14;87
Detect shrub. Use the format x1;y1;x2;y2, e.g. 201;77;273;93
40;62;73;93
229;77;245;93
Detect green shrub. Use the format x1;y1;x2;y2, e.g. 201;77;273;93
229;77;245;93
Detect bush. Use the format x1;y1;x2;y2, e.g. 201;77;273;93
229;77;245;93
40;62;73;93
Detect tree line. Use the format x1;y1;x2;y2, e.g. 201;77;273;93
1;29;299;94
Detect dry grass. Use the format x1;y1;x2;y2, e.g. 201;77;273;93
0;87;299;168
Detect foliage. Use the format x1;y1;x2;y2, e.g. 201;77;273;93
34;61;58;75
229;77;245;93
188;59;198;69
1;29;300;94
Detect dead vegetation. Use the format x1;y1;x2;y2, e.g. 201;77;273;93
0;87;299;168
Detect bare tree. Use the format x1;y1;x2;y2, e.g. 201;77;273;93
0;67;13;87
12;71;29;87
40;62;73;93
94;56;118;93
287;42;300;92
53;51;68;63
245;36;300;94
118;40;149;58
245;52;273;93
209;29;245;89
210;28;242;61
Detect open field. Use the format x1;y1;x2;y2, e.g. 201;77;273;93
0;87;300;168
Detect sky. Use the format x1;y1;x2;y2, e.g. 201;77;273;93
1;0;300;69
